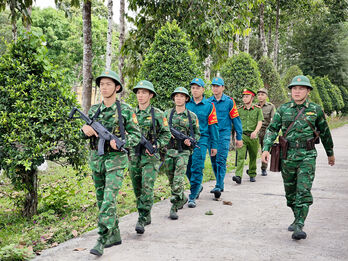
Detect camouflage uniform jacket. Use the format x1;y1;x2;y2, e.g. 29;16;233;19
83;101;141;149
258;102;275;132
263;99;334;156
164;108;201;157
134;104;171;151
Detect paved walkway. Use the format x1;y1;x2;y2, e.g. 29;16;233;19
33;125;348;261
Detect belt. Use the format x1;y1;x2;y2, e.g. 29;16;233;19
288;142;307;149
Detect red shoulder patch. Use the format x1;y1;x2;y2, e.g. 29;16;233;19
229;98;239;119
208;103;218;125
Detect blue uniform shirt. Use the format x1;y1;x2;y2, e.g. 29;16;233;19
186;97;219;149
208;94;243;140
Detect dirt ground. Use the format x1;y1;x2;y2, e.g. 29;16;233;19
33;125;348;261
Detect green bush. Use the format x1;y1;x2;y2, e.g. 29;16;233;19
315;76;333;114
257;56;288;107
0;31;88;217
220;52;263;104
135;20;201;111
0;244;35;261
281;65;303;92
322;76;344;113
337;85;348;114
307;75;323;107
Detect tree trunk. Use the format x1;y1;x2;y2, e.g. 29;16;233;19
267;22;272;58
203;55;212;81
9;0;17;41
119;0;126;87
105;0;113;70
228;41;233;57
23;168;38;218
259;3;268;57
82;0;93;113
25;6;32;32
273;0;280;69
244;30;251;53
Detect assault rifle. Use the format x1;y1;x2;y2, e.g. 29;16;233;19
138;136;159;160
68;107;127;155
170;127;200;149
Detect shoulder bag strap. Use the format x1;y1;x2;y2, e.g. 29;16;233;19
283;107;306;138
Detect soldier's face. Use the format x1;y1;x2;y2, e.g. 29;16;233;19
291;86;310;103
257;92;267;102
190;84;204;99
136;89;153;105
242;94;253;104
212;85;225;96
174;93;187;106
100;78;119;98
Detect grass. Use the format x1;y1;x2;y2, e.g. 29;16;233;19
0;116;346;260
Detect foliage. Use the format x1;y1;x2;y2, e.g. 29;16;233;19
257;56;288;107
306;75;323;108
314;76;333;114
280;65;303;91
0;10;12;55
0;243;35;261
136;20;201;111
322;76;344;112
0;31;88;216
337;85;348;114
220;52;263;104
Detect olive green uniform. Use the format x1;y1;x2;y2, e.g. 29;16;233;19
236;105;264;178
85;101;141;241
263;99;334;227
129;105;171;225
164;108;200;210
258;102;275;170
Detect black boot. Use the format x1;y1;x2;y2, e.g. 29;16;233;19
232;176;242;184
292;225;307;240
261;169;267;176
135;220;145;234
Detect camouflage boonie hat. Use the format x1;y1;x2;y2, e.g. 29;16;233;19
133;80;157;97
257;88;268;95
96;70;123;93
171;87;190;101
288;75;313;90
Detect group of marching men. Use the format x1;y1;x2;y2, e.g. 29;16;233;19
81;70;335;256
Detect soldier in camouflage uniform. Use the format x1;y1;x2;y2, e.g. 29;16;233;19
130;80;171;234
257;88;275;176
262;75;335;240
164;87;200;220
81;70;141;256
232;88;263;184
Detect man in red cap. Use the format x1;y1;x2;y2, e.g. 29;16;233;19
232;88;263;184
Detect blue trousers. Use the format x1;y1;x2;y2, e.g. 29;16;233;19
186;143;208;201
210;134;230;190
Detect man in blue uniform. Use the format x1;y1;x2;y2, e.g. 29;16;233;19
208;77;243;198
186;78;219;208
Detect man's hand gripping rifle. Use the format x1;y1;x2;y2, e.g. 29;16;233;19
69;107;127;155
170;127;200;149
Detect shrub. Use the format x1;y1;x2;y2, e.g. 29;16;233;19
257;56;288;107
314;76;333;114
307;75;323;108
322;76;344;113
337;85;348;114
281;65;303;91
0;31;88;217
135;20;201;111
220;52;263;105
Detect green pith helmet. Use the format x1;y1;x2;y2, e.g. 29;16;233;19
133;80;157;97
288;75;313;90
171;87;190;100
96;70;123;93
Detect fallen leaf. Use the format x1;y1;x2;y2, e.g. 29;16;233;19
51;242;58;247
223;201;233;206
73;247;86;251
71;216;78;221
205;210;214;215
72;230;78;237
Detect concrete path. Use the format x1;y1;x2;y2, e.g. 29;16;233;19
33;125;348;261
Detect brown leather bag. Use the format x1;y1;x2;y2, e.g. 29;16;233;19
269;107;306;172
270;143;281;172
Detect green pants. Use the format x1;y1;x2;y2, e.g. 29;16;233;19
164;150;190;208
236;134;259;178
89;151;127;237
281;149;316;227
130;154;160;223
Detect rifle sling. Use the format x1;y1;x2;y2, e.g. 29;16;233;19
150;107;157;149
283;107;306;138
116;100;126;140
169;108;194;138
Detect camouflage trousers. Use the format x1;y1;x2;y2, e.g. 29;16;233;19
258;129;268;171
89;151;128;237
164;150;190;208
130;153;160;223
281;149;316;227
236;134;259;178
